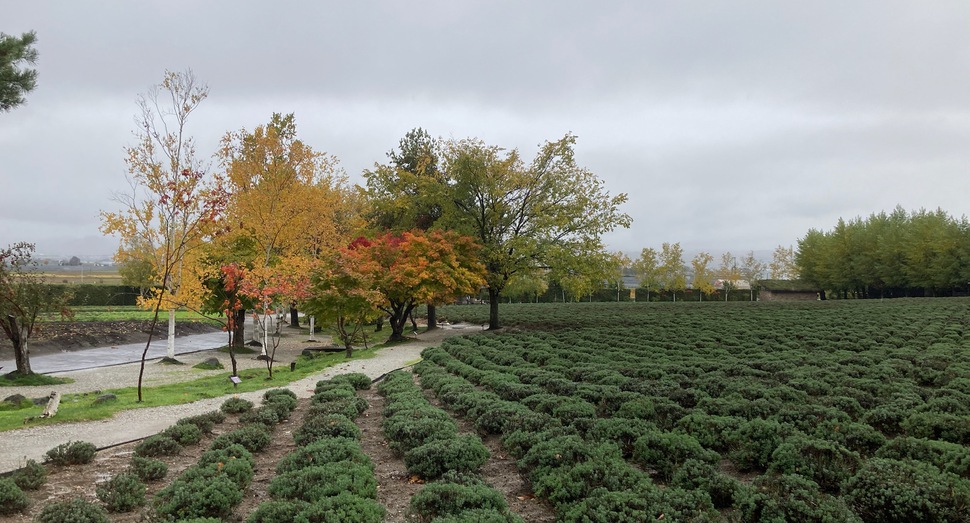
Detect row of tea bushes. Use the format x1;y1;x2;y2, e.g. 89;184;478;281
420;319;970;521
378;370;522;522
247;374;386;523
152;390;296;521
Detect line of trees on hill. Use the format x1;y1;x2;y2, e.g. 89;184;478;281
795;206;970;299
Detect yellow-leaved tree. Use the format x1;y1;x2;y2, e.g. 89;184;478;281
100;70;227;401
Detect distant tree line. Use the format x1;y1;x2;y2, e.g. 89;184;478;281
795;206;970;299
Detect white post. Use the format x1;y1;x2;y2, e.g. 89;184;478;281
167;309;176;359
309;316;316;341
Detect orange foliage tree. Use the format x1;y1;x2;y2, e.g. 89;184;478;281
349;230;485;342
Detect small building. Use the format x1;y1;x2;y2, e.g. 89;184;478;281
758;280;820;301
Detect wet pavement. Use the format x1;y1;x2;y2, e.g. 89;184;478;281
0;331;232;374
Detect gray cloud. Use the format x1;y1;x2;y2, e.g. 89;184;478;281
3;1;969;261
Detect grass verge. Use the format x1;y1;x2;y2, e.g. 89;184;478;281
0;372;74;387
0;346;381;433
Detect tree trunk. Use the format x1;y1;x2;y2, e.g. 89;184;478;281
488;288;501;330
426;304;437;330
166;309;176;359
232;309;246;349
289;304;299;327
7;314;32;375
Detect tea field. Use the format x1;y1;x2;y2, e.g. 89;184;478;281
425;299;970;521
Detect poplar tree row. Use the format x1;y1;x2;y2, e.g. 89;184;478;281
795;206;970;298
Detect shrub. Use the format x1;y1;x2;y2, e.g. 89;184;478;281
383;413;457;453
404;434;490;479
154;471;242;520
134;434;182;457
812;419;886;456
632;430;719;481
768;435;861;493
518;435;618;476
161;421;204;445
739;473;861;523
246;500;310;523
293;492;386;523
0;478;29;515
844;458;970;523
176;410;226;433
471;401;531;435
876;436;970;477
329;372;373;390
220;396;254;414
211;424;272;453
130;456;168;482
36;498;109;523
307;397;368;419
95;472;145;512
45;440;97;465
268;462;378;501
531;456;647;505
901;412;970;445
294;414;362;446
264;387;297;401
674;412;744;452
240;405;283;426
276;438;372;475
198;444;256;488
264;392;298;414
726;418;788;471
410;473;509;521
12;459;47;490
587;418;658;458
670;459;741;509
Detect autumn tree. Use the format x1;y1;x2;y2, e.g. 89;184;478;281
218;113;358;357
364;127;447;329
632;247;661;302
658;242;687;301
440;134;631;328
550;249;619;302
0;31;38;113
691;252;715;301
339;230;484;342
100;70;226;401
739;250;767;301
303;239;384;357
0;243;72;376
770;244;797;280
717;252;741;301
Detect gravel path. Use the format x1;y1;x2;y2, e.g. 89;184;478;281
0;324;481;473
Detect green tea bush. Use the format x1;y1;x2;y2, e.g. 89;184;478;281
293;492;385;523
726;418;788;471
404;434;490;479
176;410;226;433
675;412;744;452
275;437;372;474
383;413;457;453
632;430;720;481
130;456;168;482
739;473;862;523
587;418;658;458
670;458;740;509
95;472;145;512
35;498;110;523
220;396;254;414
875;436;970;477
843;458;970;522
198;444;256;488
246;500;309;523
211;424;272;453
239;405;283;426
409;473;510;521
530;456;647;505
161;421;204;445
0;478;29;515
264;392;298;415
329;372;373;390
268;462;378;501
471;400;532;435
134;434;182;457
768;435;861;493
45;440;97;465
901;412;970;444
314;380;356;394
812;419;886;456
154;471;242;521
294;414;362;446
12;459;47;490
307;396;368;419
264;387;297;400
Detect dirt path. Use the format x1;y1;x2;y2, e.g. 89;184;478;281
0;323;483;473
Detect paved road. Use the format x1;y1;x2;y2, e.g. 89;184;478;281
0;331;231;374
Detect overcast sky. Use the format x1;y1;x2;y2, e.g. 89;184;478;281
3;1;969;261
